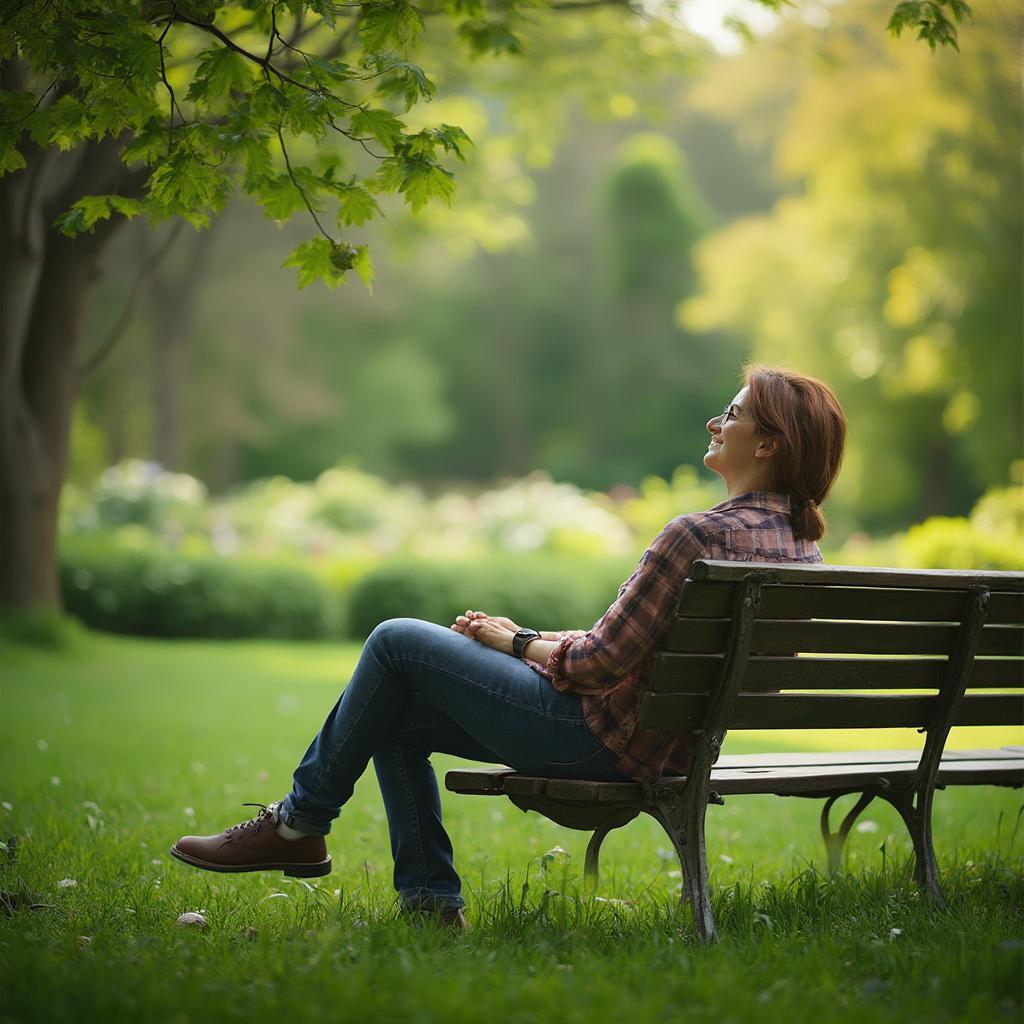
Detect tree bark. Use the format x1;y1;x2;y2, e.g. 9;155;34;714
0;129;147;613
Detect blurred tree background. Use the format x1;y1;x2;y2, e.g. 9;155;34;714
70;0;1020;535
14;0;1018;639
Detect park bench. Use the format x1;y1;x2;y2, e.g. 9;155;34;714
446;560;1024;942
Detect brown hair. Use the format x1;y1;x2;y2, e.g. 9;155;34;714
743;365;846;542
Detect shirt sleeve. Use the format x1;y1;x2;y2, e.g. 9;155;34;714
543;516;708;691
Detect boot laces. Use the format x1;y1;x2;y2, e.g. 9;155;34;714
225;803;274;834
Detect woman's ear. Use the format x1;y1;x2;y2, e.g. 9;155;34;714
754;435;780;459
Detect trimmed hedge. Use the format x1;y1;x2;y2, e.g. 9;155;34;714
346;556;635;639
59;543;333;639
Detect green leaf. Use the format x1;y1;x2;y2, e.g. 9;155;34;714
352;244;374;291
370;156;406;194
350;108;406;151
121;120;168;164
188;46;253;100
109;195;145;218
283;236;349;289
399;159;455;214
47;95;89;151
0;145;27;176
286;91;328;138
258;173;308;220
307;55;354;87
336;183;382;227
367;55;436;111
73;195;116;229
360;2;424;55
456;20;522;57
54;207;87;238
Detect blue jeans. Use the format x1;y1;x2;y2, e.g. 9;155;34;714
276;618;629;912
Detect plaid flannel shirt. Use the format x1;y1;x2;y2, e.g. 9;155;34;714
529;490;822;781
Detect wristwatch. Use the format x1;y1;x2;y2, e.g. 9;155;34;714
512;628;542;659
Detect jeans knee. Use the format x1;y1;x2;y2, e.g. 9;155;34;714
367;617;433;659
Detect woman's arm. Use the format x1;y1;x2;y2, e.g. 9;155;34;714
545;516;708;690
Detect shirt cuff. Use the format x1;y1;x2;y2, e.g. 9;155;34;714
544;634;578;681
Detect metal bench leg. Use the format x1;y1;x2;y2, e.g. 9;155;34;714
648;796;717;944
820;791;876;874
583;807;637;887
886;787;944;908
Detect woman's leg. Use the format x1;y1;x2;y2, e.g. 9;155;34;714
276;617;626;910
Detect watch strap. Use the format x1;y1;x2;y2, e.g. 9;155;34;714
512;628;541;659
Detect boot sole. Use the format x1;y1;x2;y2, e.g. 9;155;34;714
169;844;332;878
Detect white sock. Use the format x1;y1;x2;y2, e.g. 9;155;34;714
272;804;310;840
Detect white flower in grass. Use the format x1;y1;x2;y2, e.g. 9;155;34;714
150;859;163;866
719;854;734;865
176;911;207;929
57;878;78;888
889;927;903;939
856;820;880;834
183;807;195;819
38;740;48;752
50;776;60;786
2;801;11;811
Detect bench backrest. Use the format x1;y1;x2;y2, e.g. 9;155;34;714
640;561;1024;736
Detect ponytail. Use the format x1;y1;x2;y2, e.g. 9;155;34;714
744;366;846;543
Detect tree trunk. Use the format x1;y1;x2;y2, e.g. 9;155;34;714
0;125;146;613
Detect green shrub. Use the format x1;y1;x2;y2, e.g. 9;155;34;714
0;607;88;651
59;543;334;639
901;515;1023;571
346;555;635;638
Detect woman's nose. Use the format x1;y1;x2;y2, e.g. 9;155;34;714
707;416;719;433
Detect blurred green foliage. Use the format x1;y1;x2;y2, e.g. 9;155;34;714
56;458;1023;640
64;0;1019;541
346;555;631;639
683;0;1022;530
59;542;333;639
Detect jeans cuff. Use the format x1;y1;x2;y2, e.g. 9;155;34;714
276;794;332;837
400;892;466;913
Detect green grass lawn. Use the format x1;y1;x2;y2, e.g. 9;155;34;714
1;633;1021;1024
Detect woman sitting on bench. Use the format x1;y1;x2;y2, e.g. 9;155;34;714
171;364;847;928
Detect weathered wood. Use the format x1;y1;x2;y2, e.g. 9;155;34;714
444;562;1024;944
639;692;1024;731
676;581;1024;624
689;560;1024;591
648;654;1024;691
445;753;1024;800
663;618;1022;656
444;767;514;792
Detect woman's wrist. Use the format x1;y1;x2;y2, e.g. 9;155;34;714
522;637;558;664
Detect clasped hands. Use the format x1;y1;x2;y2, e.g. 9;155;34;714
450;610;522;656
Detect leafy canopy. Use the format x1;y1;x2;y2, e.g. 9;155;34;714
0;0;974;289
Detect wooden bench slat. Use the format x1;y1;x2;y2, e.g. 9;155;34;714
714;746;1024;767
649;654;1024;691
663;619;1023;656
676;581;1024;624
445;751;1024;799
689;560;1024;591
639;692;1024;730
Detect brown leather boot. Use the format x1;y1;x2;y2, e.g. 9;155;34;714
170;803;331;878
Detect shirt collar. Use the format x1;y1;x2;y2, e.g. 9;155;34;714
707;490;793;515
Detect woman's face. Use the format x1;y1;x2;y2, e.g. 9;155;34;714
704;386;773;485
